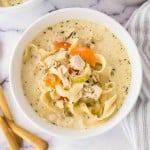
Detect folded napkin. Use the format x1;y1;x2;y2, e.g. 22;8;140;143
122;1;150;150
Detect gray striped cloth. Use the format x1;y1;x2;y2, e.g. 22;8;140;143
122;1;150;150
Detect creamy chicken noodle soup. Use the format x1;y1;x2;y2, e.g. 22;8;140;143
0;0;27;6
22;20;131;129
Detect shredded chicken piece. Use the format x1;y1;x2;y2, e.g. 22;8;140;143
83;85;102;100
50;65;71;89
55;101;64;109
44;58;59;68
51;34;65;43
55;50;67;61
69;55;85;71
68;38;79;52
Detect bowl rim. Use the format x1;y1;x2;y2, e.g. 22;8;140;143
0;0;42;12
9;8;142;139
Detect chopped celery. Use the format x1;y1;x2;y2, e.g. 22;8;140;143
71;64;91;83
71;74;90;83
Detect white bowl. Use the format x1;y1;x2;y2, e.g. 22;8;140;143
0;0;43;13
10;8;142;139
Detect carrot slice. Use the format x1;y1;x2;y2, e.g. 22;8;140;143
44;74;61;87
45;79;53;87
55;42;71;51
69;47;96;67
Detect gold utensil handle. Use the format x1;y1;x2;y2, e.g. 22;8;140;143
0;117;20;150
7;119;48;150
0;86;13;121
0;85;22;146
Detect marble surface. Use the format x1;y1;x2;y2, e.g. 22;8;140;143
0;0;144;149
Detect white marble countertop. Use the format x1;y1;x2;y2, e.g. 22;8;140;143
0;0;144;149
